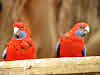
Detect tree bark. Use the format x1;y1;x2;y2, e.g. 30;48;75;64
36;0;57;58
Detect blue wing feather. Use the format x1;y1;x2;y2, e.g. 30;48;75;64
56;40;60;57
82;45;86;56
2;48;7;59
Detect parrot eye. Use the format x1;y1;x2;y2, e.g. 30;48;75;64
21;25;24;28
80;25;83;28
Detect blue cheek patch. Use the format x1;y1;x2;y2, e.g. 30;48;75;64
13;30;27;39
75;29;84;37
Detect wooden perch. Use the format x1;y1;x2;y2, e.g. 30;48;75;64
0;56;100;75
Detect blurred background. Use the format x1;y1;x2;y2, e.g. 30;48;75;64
0;0;100;60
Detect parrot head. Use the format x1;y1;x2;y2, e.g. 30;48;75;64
71;22;90;37
13;22;31;39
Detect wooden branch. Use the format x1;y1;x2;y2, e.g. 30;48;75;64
0;56;100;75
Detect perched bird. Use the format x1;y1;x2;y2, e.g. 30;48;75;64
56;22;90;57
2;22;36;61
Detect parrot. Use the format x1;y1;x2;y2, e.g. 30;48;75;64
2;22;36;61
56;22;90;57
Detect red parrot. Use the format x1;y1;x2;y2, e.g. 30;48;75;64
2;22;36;61
56;22;90;57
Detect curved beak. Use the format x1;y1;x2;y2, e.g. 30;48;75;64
14;27;19;34
84;26;90;33
81;26;90;37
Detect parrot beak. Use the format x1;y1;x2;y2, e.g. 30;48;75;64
84;26;90;33
14;27;19;34
82;26;90;37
